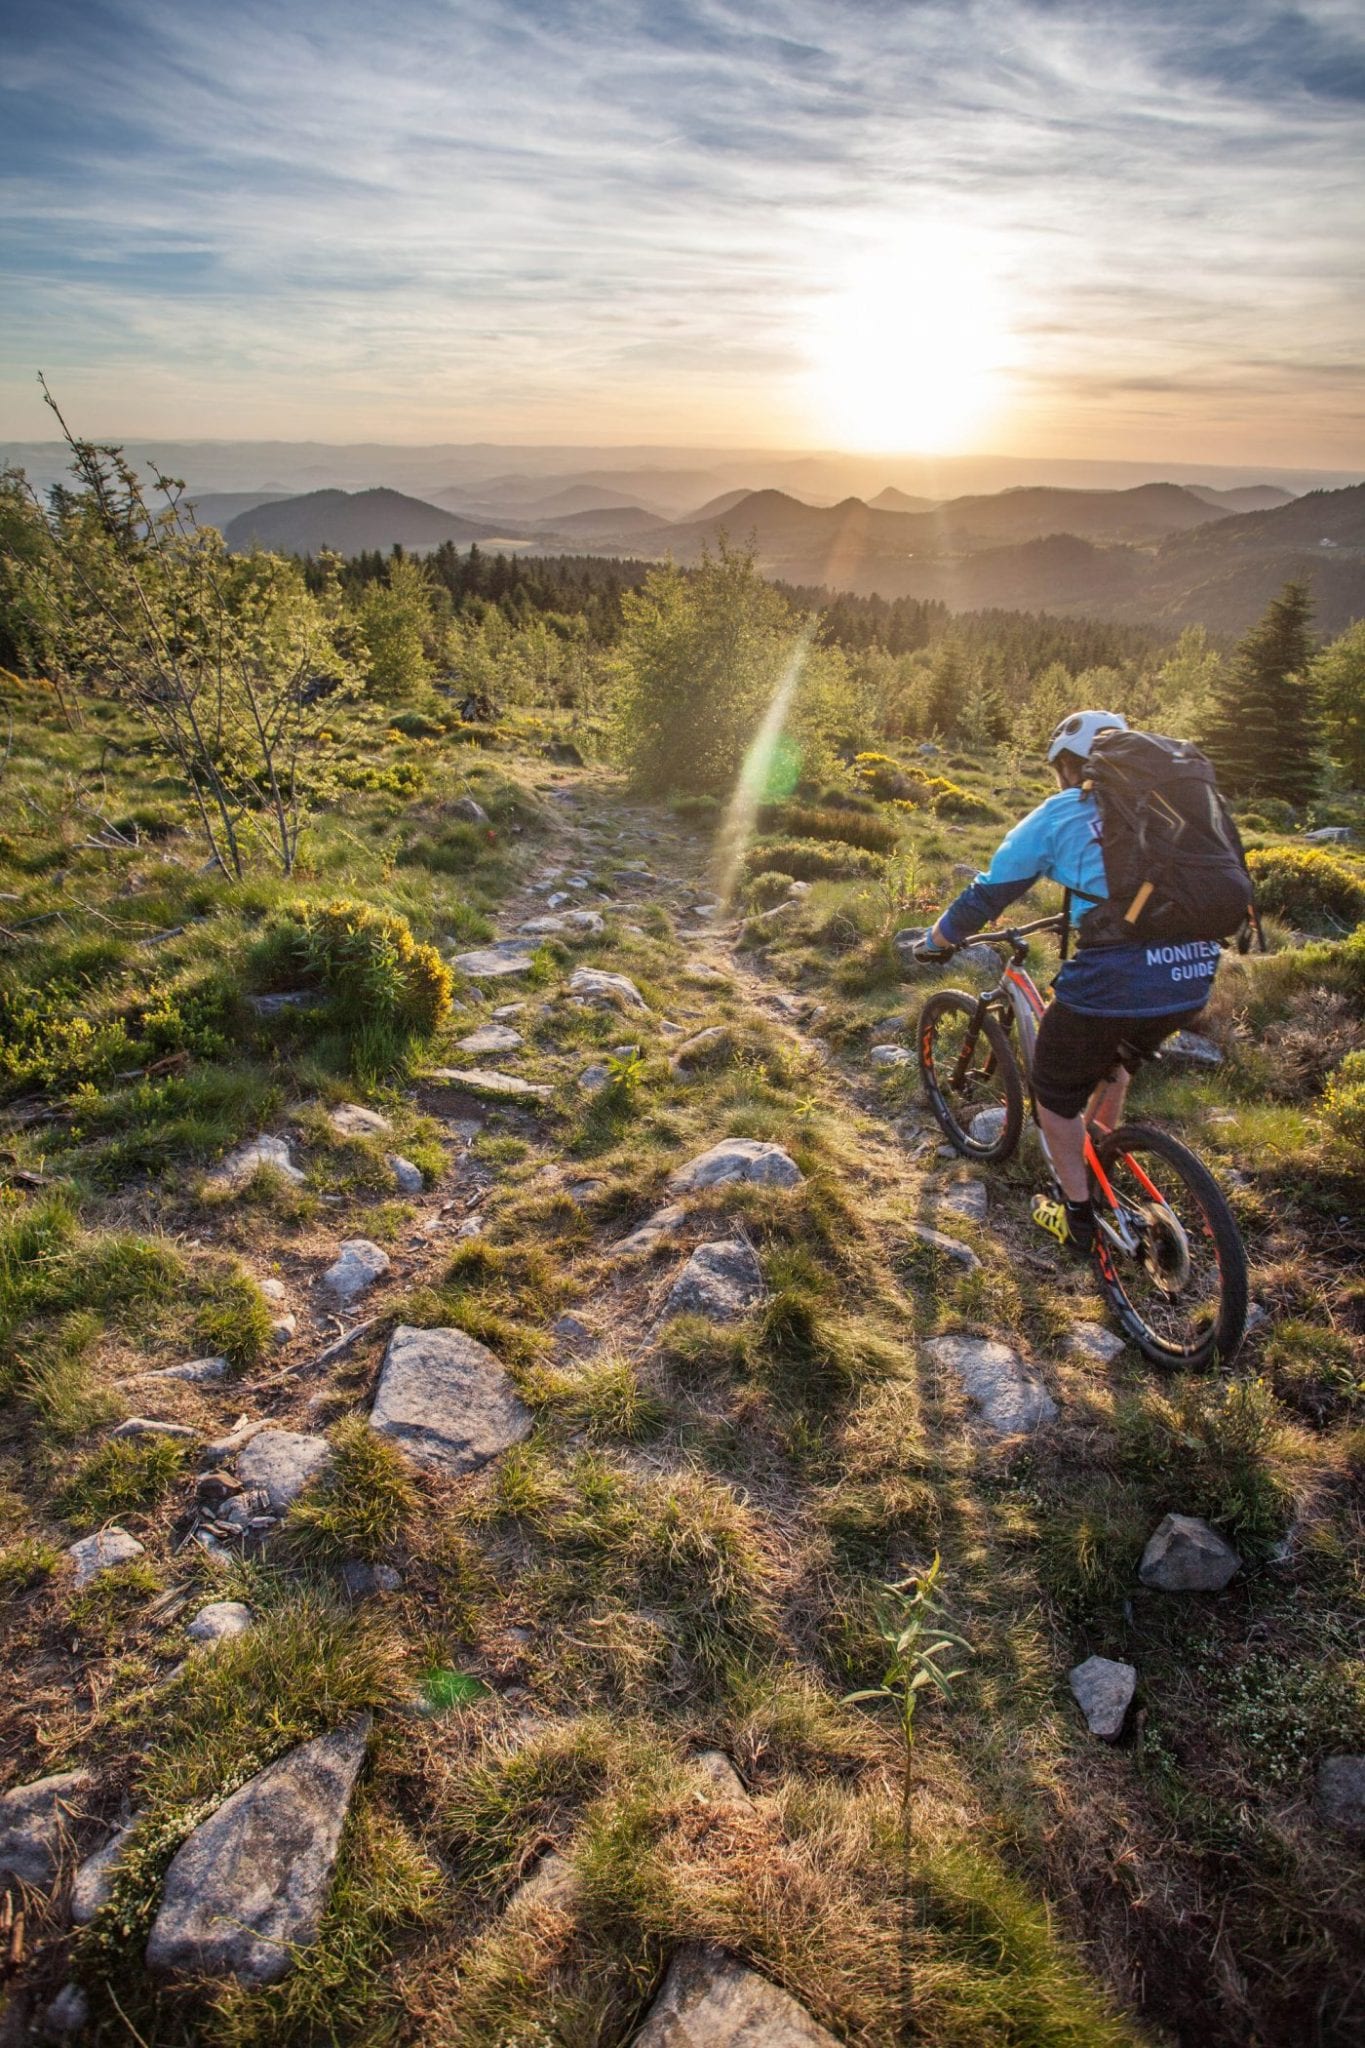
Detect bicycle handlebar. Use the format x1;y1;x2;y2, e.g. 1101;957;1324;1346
969;912;1068;946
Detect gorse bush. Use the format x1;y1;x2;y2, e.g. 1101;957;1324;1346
1245;846;1365;933
253;899;452;1036
1322;1048;1365;1151
759;802;900;854
742;837;882;883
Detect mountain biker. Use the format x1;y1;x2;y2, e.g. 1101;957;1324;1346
913;709;1217;1255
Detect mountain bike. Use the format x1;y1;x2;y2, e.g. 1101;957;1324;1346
915;912;1248;1368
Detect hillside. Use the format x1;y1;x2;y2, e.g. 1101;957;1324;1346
1188;484;1296;514
223;488;508;554
184;489;290;532
541;504;670;540
868;485;940;513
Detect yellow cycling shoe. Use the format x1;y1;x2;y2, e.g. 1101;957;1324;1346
1031;1191;1096;1255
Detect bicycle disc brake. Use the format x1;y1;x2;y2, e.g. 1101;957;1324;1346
1133;1201;1192;1295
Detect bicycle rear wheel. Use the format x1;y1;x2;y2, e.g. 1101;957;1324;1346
917;990;1024;1162
1091;1123;1248;1369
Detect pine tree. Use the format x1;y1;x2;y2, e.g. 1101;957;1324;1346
1204;583;1321;806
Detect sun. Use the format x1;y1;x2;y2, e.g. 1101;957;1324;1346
805;227;1012;454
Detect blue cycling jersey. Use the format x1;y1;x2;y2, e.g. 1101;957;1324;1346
937;786;1219;1017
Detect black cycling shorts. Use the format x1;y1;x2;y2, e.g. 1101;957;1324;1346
1032;1000;1205;1119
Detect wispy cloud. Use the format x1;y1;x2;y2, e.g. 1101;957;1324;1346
0;0;1361;461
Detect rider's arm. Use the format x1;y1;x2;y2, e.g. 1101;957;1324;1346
932;800;1058;947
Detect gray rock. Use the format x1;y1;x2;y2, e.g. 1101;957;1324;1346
145;1716;371;1985
613;1204;688;1256
272;1312;298;1346
1165;1031;1223;1068
328;1103;392;1139
924;1335;1058;1435
449;794;489;825
664;1241;767;1322
339;1561;402;1599
967;1106;1008;1146
214;1134;305;1186
521;910;605;939
1068;1322;1127;1365
68;1527;144;1587
635;1945;839;2046
148;1354;229;1384
579;1062;612;1094
692;1751;750;1803
453;942;538;979
111;1416;197;1442
71;1817;139;1923
387;1153;425;1194
905;1224;981;1271
669;1026;731;1072
370;1324;532;1474
426;1066;552;1102
551;1313;600;1356
457;1024;525;1055
935;1178;988;1224
682;964;732;988
1304;825;1352;843
1069;1655;1137;1740
247;992;318;1019
320;1238;391;1305
259;1277;288;1304
187;1600;254;1645
870;1043;914;1068
236;1430;333;1513
0;1769;93;1887
668;1138;802;1194
1138;1514;1240;1592
510;1849;577;1916
568;966;648;1011
492;1002;526;1020
40;1982;91;2038
1316;1756;1365;1837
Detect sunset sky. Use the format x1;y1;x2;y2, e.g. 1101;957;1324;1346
1;0;1361;465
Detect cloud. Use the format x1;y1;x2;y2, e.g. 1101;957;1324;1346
0;0;1360;461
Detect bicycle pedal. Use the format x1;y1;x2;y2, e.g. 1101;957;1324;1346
1030;1193;1070;1246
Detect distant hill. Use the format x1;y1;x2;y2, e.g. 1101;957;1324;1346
686;488;757;522
1187;483;1297;514
185;490;290;533
539;505;669;539
223;488;504;554
868;486;939;514
931;482;1221;546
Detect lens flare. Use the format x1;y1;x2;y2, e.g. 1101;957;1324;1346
713;629;814;907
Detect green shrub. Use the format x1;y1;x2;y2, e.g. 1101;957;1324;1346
1322;1048;1365;1150
759;803;899;854
57;1435;190;1529
1263;1320;1363;1424
746;870;795;910
1116;1376;1292;1556
194;1266;272;1368
288;1415;416;1561
395;824;486;874
1245;847;1365;933
252;899;453;1036
742;838;881;883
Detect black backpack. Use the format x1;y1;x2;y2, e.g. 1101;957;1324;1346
1073;729;1257;950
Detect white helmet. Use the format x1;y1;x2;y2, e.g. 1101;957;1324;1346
1046;708;1129;765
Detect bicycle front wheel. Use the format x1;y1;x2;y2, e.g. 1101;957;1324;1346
1091;1123;1248;1369
917;990;1024;1162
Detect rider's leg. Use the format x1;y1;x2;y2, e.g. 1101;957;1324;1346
1086;1066;1131;1136
1036;1104;1090;1202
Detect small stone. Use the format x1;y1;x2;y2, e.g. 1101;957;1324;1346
259;1277;288;1304
457;1024;525;1055
339;1561;402;1598
492;1002;526;1019
904;1223;981;1271
567;966;649;1011
149;1354;230;1384
635;1946;839;2046
214;1134;305;1186
551;1313;600;1355
1316;1756;1365;1837
247;991;318;1019
579;1062;612;1093
455;1215;483;1239
692;1751;750;1803
111;1416;197;1442
1165;1031;1223;1068
668;1138;802;1194
1069;1322;1127;1365
663;1241;767;1322
386;1153;424;1195
669;1026;732;1073
1069;1655;1137;1740
521;910;604;939
370;1325;532;1474
870;1044;914;1068
511;1849;576;1915
1138;1513;1240;1592
236;1430;333;1513
1303;824;1352;843
935;1178;988;1224
682;964;731;988
612;1204;688;1256
453;942;538;979
924;1334;1058;1435
328;1103;392;1139
271;1313;298;1346
187;1600;254;1645
449;794;489;825
40;1983;91;2039
0;1768;94;1887
968;1106;1008;1146
320;1238;391;1304
426;1066;552;1102
68;1527;144;1587
145;1717;371;1985
71;1817;139;1924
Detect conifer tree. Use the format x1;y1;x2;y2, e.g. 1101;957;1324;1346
1204;583;1320;806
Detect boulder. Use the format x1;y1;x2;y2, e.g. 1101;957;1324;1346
457;1023;525;1055
187;1600;254;1646
370;1324;532;1474
214;1134;304;1186
663;1241;767;1322
0;1769;93;1887
236;1430;333;1513
145;1717;371;1985
1316;1756;1365;1837
492;1001;526;1020
1304;825;1352;843
71;1816;139;1924
668;1138;802;1194
635;1945;839;2047
271;1313;298;1346
320;1238;391;1305
426;1067;552;1103
967;1106;1008;1147
1069;1655;1137;1740
328;1104;392;1139
924;1335;1057;1435
905;1223;981;1271
387;1154;424;1194
452;942;538;979
568;966;648;1011
67;1527;144;1587
1138;1513;1240;1592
